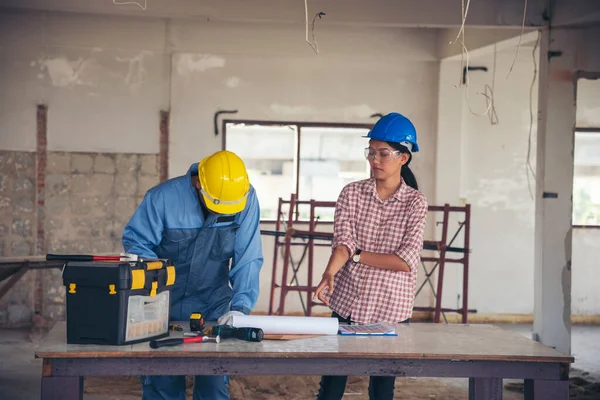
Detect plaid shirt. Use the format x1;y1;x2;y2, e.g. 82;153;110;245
326;178;428;324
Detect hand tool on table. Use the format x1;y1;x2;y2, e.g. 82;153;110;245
189;312;205;332
205;325;264;342
149;335;220;349
46;253;147;262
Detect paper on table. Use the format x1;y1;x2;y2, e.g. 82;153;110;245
338;323;397;336
230;315;339;335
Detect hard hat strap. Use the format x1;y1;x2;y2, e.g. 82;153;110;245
399;141;413;152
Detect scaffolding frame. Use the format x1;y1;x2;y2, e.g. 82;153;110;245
413;204;472;323
264;196;472;323
265;194;335;316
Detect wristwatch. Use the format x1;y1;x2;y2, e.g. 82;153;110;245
352;249;362;263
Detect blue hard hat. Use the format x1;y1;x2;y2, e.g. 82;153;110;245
363;112;419;152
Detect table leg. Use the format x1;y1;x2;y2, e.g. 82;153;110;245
41;376;83;400
524;379;569;400
469;377;503;400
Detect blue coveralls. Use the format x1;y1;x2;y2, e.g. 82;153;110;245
122;163;263;400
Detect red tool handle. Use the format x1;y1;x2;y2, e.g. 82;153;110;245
149;336;208;349
46;254;123;262
184;337;207;344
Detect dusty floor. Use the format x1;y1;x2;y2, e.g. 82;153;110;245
81;375;527;400
1;324;599;400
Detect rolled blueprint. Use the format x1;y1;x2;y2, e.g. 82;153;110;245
230;315;339;335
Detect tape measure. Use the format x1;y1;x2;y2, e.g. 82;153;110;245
190;312;205;332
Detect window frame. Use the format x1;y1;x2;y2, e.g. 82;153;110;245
573;128;600;229
573;73;600;229
222;119;373;223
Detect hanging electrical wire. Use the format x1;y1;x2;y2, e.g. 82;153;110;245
485;44;499;125
113;0;147;10
304;0;325;54
507;0;528;79
449;0;495;117
449;0;471;87
460;36;494;117
525;30;541;200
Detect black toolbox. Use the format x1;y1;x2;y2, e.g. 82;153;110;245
62;259;175;345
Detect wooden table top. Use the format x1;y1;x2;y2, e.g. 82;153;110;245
36;322;573;363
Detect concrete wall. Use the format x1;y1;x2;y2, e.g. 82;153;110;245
44;152;159;254
2;9;597;326
0;11;167;154
436;46;537;316
0;150;159;327
0;8;440;325
572;229;600;315
437;31;600;318
0;152;37;326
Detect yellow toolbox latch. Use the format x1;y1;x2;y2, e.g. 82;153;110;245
131;269;145;290
146;261;163;271
166;266;176;286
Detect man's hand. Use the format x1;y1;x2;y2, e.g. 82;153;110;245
217;310;245;326
313;271;335;305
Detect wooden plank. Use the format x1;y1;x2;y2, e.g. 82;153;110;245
0;265;28;300
41;376;83;400
0;256;48;264
0;266;21;283
0;261;64;270
469;377;503;399
47;357;565;380
36;322;574;363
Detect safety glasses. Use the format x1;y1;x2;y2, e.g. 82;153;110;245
364;147;401;163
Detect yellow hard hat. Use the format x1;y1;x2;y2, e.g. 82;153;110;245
198;150;250;214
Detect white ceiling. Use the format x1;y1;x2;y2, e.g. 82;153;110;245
0;0;555;28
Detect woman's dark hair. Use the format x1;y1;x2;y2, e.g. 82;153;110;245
387;141;418;190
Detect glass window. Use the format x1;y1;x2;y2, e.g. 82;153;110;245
225;123;371;221
573;131;600;226
298;127;369;221
226;123;297;220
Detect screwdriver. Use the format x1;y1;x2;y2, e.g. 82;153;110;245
207;325;264;342
149;335;220;349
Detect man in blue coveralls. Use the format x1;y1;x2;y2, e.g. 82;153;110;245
122;150;263;400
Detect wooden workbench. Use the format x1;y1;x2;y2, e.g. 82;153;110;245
36;322;573;400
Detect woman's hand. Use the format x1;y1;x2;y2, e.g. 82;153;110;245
313;271;335;305
313;246;351;305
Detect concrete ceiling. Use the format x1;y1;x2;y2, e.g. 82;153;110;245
1;0;597;61
0;0;559;28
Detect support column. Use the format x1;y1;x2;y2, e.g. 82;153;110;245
533;28;578;355
159;110;170;182
35;104;48;326
36;104;47;255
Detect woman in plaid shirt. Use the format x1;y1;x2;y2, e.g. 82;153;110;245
313;112;428;400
